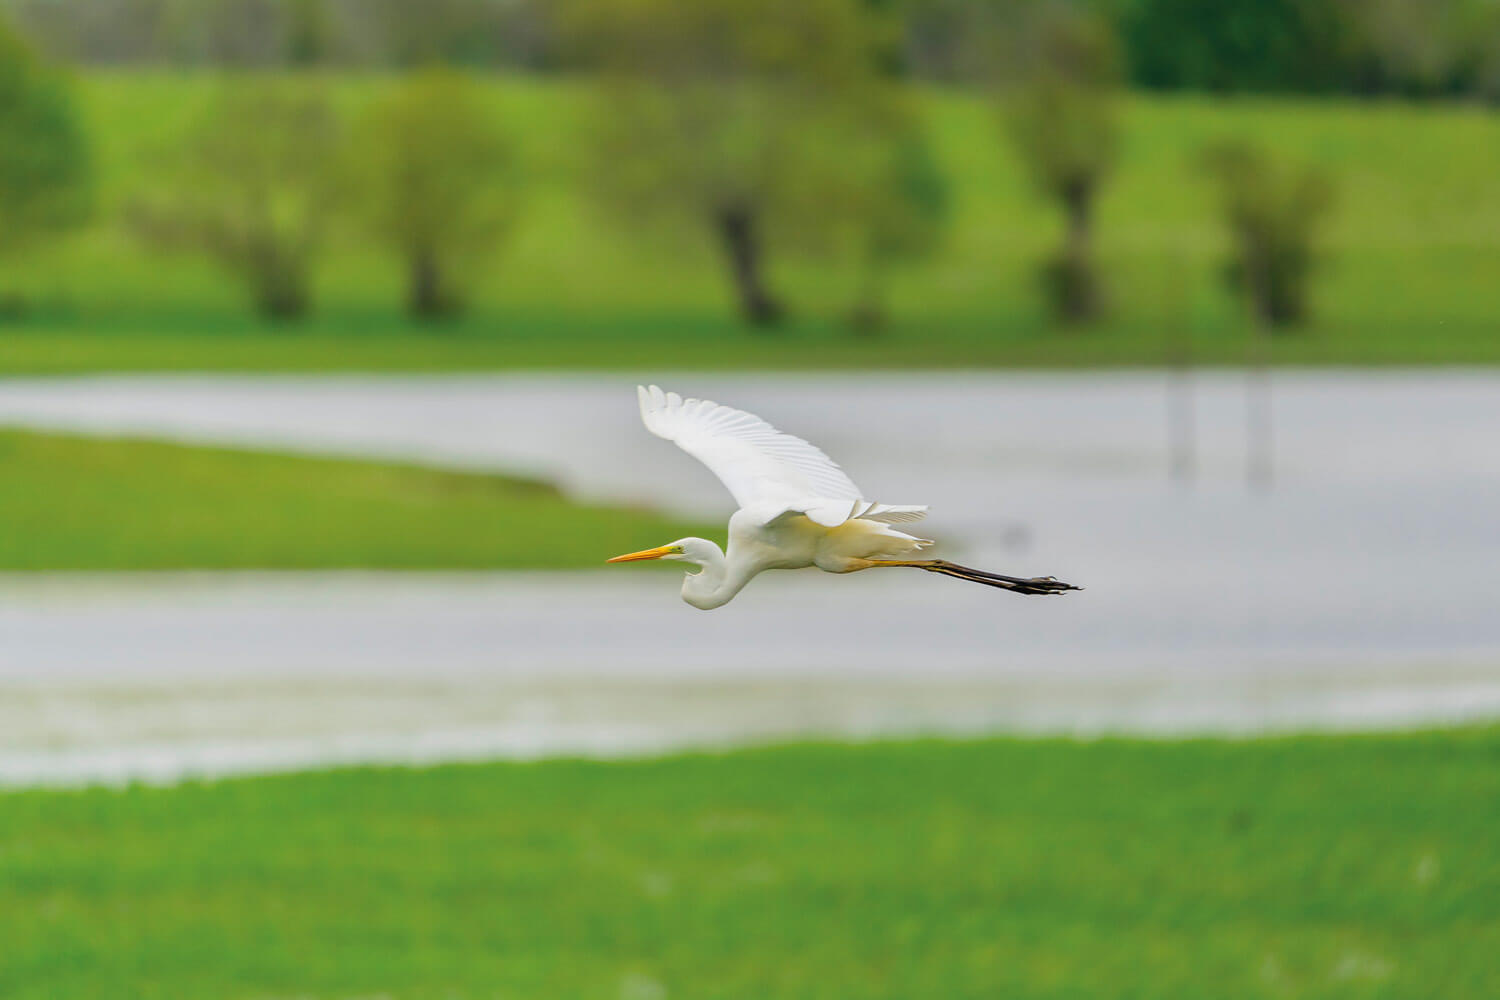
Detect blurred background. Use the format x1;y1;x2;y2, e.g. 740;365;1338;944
1;2;1498;998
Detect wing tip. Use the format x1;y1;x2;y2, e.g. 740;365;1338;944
637;384;686;440
629;384;866;503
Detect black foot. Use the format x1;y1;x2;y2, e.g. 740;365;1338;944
1007;575;1082;596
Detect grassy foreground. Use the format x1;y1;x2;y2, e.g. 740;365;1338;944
1;75;1498;371
2;731;1497;999
0;429;709;569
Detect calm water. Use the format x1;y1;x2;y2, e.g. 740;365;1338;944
1;371;1496;784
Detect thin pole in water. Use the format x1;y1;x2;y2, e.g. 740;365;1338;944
1163;249;1196;486
1245;261;1273;492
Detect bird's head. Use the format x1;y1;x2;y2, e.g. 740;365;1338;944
606;537;721;573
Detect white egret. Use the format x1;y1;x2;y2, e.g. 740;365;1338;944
608;386;1080;610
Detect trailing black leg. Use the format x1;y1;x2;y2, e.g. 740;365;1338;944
867;559;1081;595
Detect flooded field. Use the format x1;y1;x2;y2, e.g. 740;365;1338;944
1;371;1496;784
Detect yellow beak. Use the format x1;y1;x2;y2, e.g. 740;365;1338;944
606;545;675;564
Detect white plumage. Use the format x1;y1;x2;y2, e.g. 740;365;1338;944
637;385;928;528
609;385;1079;609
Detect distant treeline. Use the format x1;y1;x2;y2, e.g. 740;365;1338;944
5;0;1499;99
1;0;558;69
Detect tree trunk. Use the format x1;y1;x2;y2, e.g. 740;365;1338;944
1162;249;1195;486
1057;178;1101;324
1246;251;1274;491
1064;179;1092;267
848;255;886;335
0;290;29;321
242;234;310;321
715;206;782;327
1249;261;1276;328
408;247;455;319
253;253;309;321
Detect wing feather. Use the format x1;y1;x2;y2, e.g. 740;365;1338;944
638;385;863;508
858;503;929;524
636;385;928;527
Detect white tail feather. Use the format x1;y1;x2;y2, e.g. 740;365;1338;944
867;527;934;560
857;503;928;524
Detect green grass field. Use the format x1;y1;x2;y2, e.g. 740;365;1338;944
1;73;1497;371
0;429;710;569
2;731;1497;998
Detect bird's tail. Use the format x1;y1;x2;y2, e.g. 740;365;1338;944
855;502;929;524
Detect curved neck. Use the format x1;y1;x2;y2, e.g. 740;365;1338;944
680;542;749;611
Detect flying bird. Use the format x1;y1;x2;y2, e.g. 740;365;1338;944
607;386;1080;610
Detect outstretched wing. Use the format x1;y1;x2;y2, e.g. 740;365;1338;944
638;384;860;505
636;386;927;527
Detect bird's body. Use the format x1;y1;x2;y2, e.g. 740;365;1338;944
609;386;1079;609
674;510;929;610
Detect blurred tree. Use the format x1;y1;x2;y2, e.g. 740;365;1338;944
1480;31;1500;105
364;0;552;67
370;0;483;64
0;16;91;311
1;0;558;69
127;83;338;320
348;68;518;319
901;0;972;82
285;0;332;65
843;120;949;333
4;0;167;64
1202;141;1336;329
566;0;902;327
1344;0;1459;94
1123;0;1358;94
1340;0;1500;100
3;0;1492;97
901;0;1030;83
1005;7;1121;325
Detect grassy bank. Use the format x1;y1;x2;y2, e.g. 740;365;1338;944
5;309;1498;373
0;75;1496;371
2;731;1497;998
0;429;709;569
